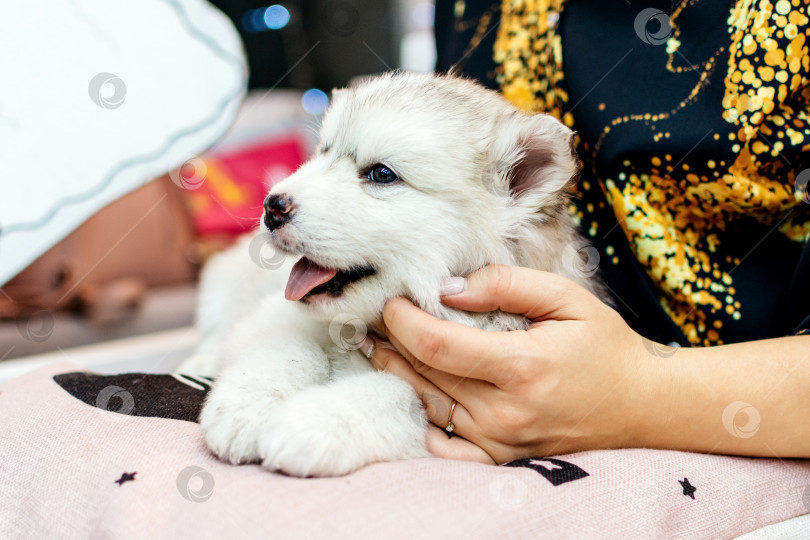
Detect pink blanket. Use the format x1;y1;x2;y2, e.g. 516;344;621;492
0;362;808;538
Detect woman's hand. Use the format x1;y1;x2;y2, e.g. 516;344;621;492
367;264;656;464
368;264;810;462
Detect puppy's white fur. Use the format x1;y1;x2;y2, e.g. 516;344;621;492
180;72;608;477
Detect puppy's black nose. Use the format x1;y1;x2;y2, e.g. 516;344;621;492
263;194;296;231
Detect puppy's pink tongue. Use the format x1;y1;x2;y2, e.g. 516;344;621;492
285;257;338;301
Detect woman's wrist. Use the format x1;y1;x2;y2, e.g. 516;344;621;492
620;336;682;450
630;335;810;457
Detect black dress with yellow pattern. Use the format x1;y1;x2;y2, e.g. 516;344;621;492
436;0;810;347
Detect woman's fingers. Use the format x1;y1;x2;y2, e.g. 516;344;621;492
383;331;493;399
367;338;445;402
425;425;495;464
440;264;595;321
382;297;531;385
367;337;475;432
380;265;595;384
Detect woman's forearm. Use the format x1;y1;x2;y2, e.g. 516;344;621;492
636;335;810;457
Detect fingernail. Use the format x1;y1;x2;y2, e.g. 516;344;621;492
439;277;467;296
359;336;376;362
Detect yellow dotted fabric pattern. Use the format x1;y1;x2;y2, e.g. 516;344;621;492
722;0;810;241
492;0;572;125
493;0;810;345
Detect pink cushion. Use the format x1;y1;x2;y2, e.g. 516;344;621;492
1;362;808;538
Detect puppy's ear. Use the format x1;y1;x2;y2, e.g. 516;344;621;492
489;113;577;205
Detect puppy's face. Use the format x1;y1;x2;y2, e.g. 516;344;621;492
263;72;577;322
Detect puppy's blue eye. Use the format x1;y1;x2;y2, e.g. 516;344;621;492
367;164;398;184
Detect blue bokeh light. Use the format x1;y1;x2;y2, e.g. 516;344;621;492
242;4;290;32
263;5;290;30
301;89;329;115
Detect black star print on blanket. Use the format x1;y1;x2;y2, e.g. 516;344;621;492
114;472;137;486
679;478;697;499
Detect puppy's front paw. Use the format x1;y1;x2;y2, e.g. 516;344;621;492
257;384;428;477
200;387;278;465
257;395;367;477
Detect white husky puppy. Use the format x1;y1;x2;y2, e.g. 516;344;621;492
179;71;607;477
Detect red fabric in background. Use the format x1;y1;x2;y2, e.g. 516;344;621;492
183;135;307;238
